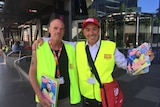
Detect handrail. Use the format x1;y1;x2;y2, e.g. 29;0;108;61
14;55;31;64
6;50;32;81
7;50;22;57
13;55;31;80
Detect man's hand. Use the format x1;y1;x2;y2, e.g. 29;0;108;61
38;95;52;107
32;38;44;51
145;49;154;61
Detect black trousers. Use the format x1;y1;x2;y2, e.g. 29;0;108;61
82;96;102;107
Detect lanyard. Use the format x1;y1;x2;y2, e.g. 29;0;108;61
49;40;62;77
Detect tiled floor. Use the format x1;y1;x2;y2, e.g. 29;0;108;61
135;86;160;103
1;53;160;107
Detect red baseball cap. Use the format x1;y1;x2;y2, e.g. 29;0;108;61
82;18;100;29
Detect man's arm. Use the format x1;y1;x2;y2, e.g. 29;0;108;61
32;38;45;51
114;48;127;69
32;37;77;51
29;50;51;107
145;49;154;61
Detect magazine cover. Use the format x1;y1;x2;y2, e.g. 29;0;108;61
41;75;60;107
127;42;151;75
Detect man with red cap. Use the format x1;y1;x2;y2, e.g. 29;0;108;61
76;17;126;107
32;17;154;107
76;17;154;107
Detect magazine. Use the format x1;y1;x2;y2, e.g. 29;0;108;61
41;75;60;107
127;42;151;75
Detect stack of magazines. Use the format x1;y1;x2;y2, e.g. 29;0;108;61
41;75;60;107
127;42;151;75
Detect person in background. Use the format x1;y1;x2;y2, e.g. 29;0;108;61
126;36;130;48
2;45;9;53
29;18;81;107
32;18;154;107
12;40;24;53
11;41;20;52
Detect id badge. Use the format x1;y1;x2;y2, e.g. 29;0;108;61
58;77;65;84
87;77;96;84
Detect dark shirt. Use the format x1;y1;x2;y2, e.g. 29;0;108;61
126;40;130;48
53;45;70;100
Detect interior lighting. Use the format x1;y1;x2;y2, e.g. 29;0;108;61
28;9;37;13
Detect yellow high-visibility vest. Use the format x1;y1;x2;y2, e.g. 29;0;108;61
36;41;81;104
76;40;116;102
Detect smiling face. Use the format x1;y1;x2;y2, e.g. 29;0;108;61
82;23;100;46
48;19;65;42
